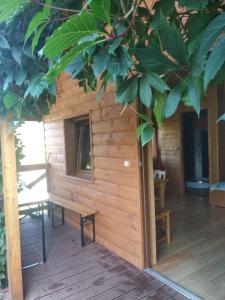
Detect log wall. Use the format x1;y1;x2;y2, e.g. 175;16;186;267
44;74;144;269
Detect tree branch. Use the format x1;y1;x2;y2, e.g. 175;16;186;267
108;0;141;40
30;0;80;13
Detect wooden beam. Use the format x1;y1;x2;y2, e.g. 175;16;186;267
146;142;157;266
1;119;23;300
18;163;49;172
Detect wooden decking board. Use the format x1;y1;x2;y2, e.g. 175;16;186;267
113;278;165;300
22;245;109;281
25;260;133;299
154;195;225;300
87;272;155;300
60;269;147;300
139;285;177;300
24;256;129;296
23;251;118;285
22;248;112;282
29;267;140;300
167;293;189;300
21;216;187;300
22;249;112;285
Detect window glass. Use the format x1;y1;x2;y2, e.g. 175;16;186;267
64;115;92;179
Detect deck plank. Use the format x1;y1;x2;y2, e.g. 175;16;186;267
21;216;187;300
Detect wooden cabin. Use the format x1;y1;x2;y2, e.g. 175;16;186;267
42;74;225;299
43;73;146;270
2;73;225;299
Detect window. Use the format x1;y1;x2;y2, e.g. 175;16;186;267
64;115;92;179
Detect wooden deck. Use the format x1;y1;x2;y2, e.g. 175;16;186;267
19;215;187;300
154;195;225;300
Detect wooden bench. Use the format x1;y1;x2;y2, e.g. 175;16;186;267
49;194;98;246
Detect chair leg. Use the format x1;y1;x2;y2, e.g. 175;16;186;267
166;212;171;244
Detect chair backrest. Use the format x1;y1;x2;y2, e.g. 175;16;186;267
154;169;166;179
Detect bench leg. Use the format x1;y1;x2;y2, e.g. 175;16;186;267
41;203;46;263
92;215;95;242
61;207;65;225
80;216;85;247
47;201;50;218
50;202;55;227
80;215;96;247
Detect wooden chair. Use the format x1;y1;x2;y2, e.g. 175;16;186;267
155;208;171;244
154;169;166;180
154;169;167;208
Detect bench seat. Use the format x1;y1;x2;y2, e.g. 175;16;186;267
49;193;98;217
49;193;98;246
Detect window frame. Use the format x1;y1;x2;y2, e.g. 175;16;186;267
64;114;93;181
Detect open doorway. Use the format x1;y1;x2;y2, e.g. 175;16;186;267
182;110;209;196
151;108;225;299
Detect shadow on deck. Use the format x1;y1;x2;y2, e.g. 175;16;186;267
19;216;187;300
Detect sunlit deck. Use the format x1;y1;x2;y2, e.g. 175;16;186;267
19;216;187;300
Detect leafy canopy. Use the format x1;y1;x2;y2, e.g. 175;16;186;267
1;0;225;144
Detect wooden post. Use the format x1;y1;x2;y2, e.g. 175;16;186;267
146;142;157;266
1;119;23;300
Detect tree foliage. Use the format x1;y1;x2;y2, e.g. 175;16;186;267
1;0;225;144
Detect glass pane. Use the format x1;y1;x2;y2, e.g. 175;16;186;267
74;119;91;172
80;123;91;171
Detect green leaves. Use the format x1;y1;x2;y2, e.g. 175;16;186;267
92;48;110;76
25;1;51;51
134;46;177;74
45;41;99;82
178;0;209;10
188;77;201;115
164;83;184;118
218;113;225;122
153;92;166;127
0;0;28;23
196;12;225;67
138;72;170;108
137;122;154;146
204;35;225;88
116;77;138;104
108;46;132;81
12;47;22;65
90;0;111;23
3;92;20;109
139;76;152;108
145;72;170;93
158;18;187;65
43;12;104;59
0;35;10;49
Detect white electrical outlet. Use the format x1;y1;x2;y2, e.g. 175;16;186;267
123;160;131;167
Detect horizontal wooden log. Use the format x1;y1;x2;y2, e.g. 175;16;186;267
18;163;50;172
93;145;136;159
92;116;136;134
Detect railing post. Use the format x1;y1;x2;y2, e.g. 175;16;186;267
1;118;23;300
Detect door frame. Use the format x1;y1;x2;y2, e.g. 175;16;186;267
141;141;157;268
180;108;210;195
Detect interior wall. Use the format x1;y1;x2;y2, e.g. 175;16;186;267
158;88;219;196
158;111;183;195
44;74;144;269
